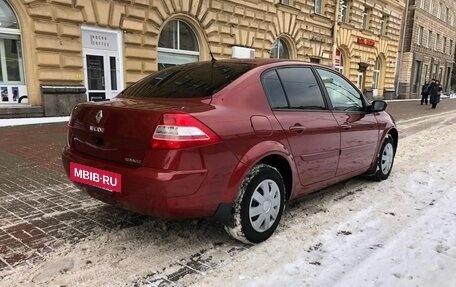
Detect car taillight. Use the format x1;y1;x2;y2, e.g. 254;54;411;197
151;113;221;149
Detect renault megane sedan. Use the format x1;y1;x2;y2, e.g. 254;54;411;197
62;59;398;244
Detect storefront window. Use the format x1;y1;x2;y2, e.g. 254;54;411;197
1;0;25;103
158;20;199;71
270;38;290;59
4;38;21;81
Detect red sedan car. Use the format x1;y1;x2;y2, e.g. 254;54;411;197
62;59;398;243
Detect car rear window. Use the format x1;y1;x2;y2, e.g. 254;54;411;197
118;62;253;99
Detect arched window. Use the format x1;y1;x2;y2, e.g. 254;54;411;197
0;0;24;103
270;38;290;59
157;20;199;71
335;49;344;74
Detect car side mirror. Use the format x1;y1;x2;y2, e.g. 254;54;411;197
369;100;387;113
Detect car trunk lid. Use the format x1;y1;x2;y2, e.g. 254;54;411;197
68;98;212;166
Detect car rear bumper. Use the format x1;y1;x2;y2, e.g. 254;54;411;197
62;146;221;218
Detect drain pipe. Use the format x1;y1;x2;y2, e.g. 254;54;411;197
395;0;410;99
332;0;340;69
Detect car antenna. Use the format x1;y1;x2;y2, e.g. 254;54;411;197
210;50;216;63
198;23;216;63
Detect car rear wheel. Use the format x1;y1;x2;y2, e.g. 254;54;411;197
371;136;395;181
224;164;285;244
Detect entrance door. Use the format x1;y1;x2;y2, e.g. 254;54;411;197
357;72;364;91
82;27;123;102
84;52;120;101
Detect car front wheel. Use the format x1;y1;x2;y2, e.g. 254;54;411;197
224;164;285;244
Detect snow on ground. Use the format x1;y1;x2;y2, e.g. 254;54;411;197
1;111;456;286
193;113;456;287
0;116;69;127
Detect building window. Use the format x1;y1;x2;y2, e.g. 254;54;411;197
270;38;290;59
445;7;449;22
432;63;438;79
426;30;432;48
450;40;453;55
314;0;323;15
380;14;387;35
334;49;344;74
443;36;447;53
435;33;439;51
0;0;25;103
420;0;425;9
339;0;348;23
429;0;433;14
280;0;290;5
412;60;422;93
417;25;423;45
437;2;442;18
362;7;369;30
423;64;429;84
372;57;381;91
157;19;200;71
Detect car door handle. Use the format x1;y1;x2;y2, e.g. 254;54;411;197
289;125;307;133
341;123;352;129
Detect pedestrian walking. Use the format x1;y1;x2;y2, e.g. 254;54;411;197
420;80;430;105
429;79;443;109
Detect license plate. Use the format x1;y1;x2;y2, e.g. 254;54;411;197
70;162;121;193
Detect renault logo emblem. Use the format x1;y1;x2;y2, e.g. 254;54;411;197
95;110;103;123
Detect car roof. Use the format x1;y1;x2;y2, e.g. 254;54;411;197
177;58;322;69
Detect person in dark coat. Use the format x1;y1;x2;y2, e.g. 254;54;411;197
429;79;443;109
420;80;430;105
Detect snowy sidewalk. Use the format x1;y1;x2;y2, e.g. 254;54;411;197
0;116;69;127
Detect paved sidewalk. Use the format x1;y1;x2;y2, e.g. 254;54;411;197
0;99;455;277
0;123;145;277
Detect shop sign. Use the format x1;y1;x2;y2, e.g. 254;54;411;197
357;37;375;47
82;29;118;51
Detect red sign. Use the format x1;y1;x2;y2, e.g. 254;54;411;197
70;162;121;192
357;37;375;47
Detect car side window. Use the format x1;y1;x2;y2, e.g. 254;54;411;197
276;67;326;110
316;69;364;111
261;70;289;109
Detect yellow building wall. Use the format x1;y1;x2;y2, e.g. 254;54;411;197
335;0;405;97
10;0;404;105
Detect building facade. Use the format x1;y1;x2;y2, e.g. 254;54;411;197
0;0;404;118
397;0;456;99
335;0;404;99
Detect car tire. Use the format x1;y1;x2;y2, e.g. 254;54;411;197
224;164;285;244
371;136;395;181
